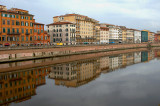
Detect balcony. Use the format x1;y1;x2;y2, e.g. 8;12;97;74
7;32;20;35
25;33;30;35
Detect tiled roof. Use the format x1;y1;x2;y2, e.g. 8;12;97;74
34;22;44;25
100;27;109;30
46;22;73;26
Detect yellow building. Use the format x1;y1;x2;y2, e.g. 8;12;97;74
119;26;127;43
53;14;99;44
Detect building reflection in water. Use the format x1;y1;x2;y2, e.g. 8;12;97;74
0;50;158;105
0;67;50;106
49;50;155;88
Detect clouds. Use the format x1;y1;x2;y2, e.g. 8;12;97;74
1;0;160;32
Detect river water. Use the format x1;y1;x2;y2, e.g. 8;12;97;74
0;49;160;106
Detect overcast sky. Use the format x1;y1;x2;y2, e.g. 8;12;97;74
1;0;160;32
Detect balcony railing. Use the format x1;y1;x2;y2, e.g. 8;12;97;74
7;32;20;35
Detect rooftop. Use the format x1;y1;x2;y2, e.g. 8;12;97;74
34;22;44;25
46;22;74;26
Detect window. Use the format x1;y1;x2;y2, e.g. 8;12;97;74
53;29;56;32
26;36;28;41
22;28;24;33
30;36;32;41
45;36;47;40
25;22;28;26
5;14;7;17
30;16;32;20
30;22;33;27
0;37;1;41
3;28;5;33
59;29;62;32
41;36;43;40
17;29;19;33
2;13;5;17
65;28;68;32
60;33;62;37
53;34;56;37
16;15;19;19
7;28;10;33
25;16;28;20
7;14;10;17
17;37;19;41
16;21;19;25
21;21;24;26
34;36;36;40
12;15;15;18
21;16;24;19
30;29;32;34
66;33;68;36
38;36;40;40
12;20;14;25
12;28;15;33
2;20;5;25
2;35;6;41
7;20;10;25
38;29;40;33
26;29;28;33
53;38;55;42
41;30;43;33
34;29;37;32
66;38;68;41
21;36;24;41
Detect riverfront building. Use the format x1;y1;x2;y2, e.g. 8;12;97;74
155;31;160;42
52;14;99;44
47;22;76;45
134;30;141;43
126;29;134;43
100;27;109;44
141;30;148;42
0;5;49;46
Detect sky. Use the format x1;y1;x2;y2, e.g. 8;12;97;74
0;0;160;32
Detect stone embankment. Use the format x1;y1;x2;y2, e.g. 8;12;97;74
0;43;160;63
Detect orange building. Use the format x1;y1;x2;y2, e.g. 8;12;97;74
0;5;49;46
43;31;50;45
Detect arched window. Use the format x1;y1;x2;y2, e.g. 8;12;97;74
66;33;68;36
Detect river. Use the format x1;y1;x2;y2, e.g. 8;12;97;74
0;49;160;106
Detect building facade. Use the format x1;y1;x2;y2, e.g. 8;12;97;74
0;5;48;46
100;27;109;44
53;14;99;44
134;30;141;43
47;22;76;45
126;29;134;43
141;30;148;42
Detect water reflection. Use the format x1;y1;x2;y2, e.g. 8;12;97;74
0;67;50;105
0;49;159;106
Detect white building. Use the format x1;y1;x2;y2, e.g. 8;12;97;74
134;30;141;43
109;56;119;70
100;24;120;43
46;22;76;45
100;27;109;44
134;52;141;63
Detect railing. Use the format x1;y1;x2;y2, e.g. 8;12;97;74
7;32;20;35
